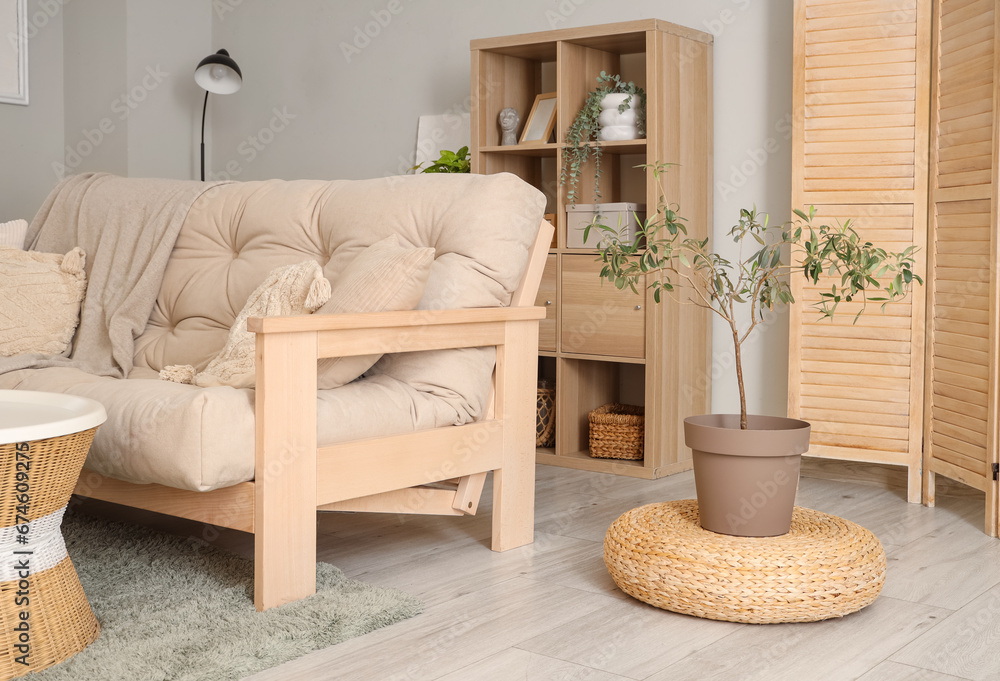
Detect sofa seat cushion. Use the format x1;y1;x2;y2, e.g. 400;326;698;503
0;366;473;492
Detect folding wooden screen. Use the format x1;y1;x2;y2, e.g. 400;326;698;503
789;0;931;503
923;0;999;535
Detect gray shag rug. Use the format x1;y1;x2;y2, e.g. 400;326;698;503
30;511;423;680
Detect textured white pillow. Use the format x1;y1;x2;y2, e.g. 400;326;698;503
316;235;435;390
0;219;28;249
0;246;87;356
161;260;331;388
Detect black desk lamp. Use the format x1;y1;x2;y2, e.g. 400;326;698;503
194;49;242;181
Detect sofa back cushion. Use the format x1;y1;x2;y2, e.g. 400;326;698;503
133;173;545;421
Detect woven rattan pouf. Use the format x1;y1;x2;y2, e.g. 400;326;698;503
604;500;886;624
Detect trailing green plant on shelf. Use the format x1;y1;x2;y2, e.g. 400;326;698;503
585;162;922;430
561;72;646;206
411;146;471;174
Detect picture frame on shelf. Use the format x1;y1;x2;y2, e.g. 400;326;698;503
520;92;557;144
0;0;27;106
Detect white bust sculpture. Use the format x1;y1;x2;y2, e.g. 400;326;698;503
499;107;520;146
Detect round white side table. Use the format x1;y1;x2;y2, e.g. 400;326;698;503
0;390;106;679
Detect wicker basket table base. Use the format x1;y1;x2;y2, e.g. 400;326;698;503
604;500;886;624
1;391;105;679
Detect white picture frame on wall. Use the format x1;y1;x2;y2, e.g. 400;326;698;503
0;0;27;106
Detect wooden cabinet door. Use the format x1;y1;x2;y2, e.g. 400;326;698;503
560;255;645;358
536;254;557;351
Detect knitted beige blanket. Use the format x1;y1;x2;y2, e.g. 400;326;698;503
0;173;225;378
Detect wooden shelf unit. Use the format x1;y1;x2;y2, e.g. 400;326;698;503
471;20;713;479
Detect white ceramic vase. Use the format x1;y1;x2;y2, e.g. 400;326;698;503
598;93;641;142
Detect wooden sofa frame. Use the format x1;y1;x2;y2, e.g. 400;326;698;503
73;220;553;610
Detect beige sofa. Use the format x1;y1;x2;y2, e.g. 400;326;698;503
2;172;551;610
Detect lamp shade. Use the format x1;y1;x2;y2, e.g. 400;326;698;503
194;49;242;95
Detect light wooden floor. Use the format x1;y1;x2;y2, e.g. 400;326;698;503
82;459;1000;681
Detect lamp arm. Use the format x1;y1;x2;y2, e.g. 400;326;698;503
200;90;209;181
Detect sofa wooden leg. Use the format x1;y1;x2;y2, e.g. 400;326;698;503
491;320;537;551
254;331;318;611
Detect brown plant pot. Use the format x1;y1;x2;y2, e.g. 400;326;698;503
684;414;811;538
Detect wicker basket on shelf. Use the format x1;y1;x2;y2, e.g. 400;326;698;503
536;386;556;448
589;403;644;460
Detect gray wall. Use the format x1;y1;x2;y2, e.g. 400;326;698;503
62;0;211;180
63;0;128;177
211;0;794;417
0;0;63;222
125;0;212;179
0;0;795;417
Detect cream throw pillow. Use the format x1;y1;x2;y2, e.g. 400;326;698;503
161;260;331;388
0;246;87;356
316;235;435;390
0;219;28;249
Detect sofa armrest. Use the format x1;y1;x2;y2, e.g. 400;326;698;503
249;306;543;609
248;307;545;359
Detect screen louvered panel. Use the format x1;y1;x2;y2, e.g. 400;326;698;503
936;1;995;189
796;204;916;455
802;0;919;194
928;200;991;477
924;0;998;518
790;0;929;503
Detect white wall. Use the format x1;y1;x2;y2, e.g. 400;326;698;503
212;0;795;417
0;0;63;222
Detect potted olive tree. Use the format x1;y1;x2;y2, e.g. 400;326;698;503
586;163;922;537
